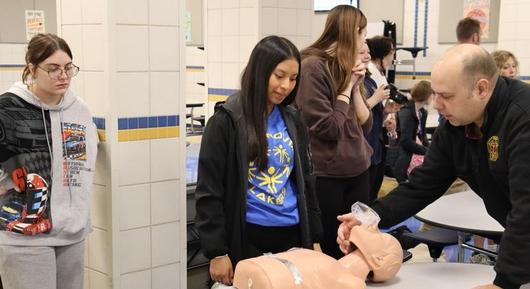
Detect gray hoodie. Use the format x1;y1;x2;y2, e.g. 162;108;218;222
0;81;97;246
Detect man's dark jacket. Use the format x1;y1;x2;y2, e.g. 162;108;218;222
373;77;530;289
195;95;323;266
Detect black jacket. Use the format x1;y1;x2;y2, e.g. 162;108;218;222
372;77;530;289
393;101;429;182
194;94;323;266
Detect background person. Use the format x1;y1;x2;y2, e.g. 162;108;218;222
492;50;519;79
456;17;481;44
295;5;371;259
338;44;530;289
0;33;98;289
195;35;322;286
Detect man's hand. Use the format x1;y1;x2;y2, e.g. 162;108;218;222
336;213;362;254
471;284;502;289
210;255;234;285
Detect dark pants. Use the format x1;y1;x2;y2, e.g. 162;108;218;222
246;222;302;256
315;170;370;259
368;162;386;204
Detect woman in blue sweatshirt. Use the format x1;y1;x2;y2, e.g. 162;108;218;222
195;36;322;286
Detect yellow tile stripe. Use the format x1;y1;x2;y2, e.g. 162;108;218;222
118;127;180;142
395;74;432;81
208;94;228;102
97;129;106;142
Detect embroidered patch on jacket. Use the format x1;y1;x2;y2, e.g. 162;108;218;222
487;136;499;162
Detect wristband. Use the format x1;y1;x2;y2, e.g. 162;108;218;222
339;93;351;100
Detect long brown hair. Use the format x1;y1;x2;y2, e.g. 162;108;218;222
303;5;367;94
22;33;73;84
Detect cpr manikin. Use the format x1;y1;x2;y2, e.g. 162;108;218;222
230;203;403;289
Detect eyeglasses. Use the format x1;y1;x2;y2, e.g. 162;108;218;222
37;64;80;80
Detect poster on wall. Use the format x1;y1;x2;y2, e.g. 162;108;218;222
184;11;192;42
463;0;490;38
25;10;45;41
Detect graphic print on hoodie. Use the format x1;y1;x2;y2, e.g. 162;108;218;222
0;94;54;235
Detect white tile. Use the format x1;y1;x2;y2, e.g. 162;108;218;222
239;8;258;36
91;185;109;229
151;222;180;266
149;0;179;25
279;0;297;8
239;35;258;63
262;0;278;7
150;72;180;115
261;8;278;35
297;0;312;9
61;0;82;25
81;0;105;23
116;26;149;71
516;3;530;22
61;26;84;69
207;0;221;9
83;25;105;71
207;10;222;37
207;62;222;88
83;72;106;119
118;228;151;273
119;184;151;230
296;9;312;36
222;9;239;36
152;263;180;289
207;36;222;62
117;141;150;185
84;268;89;289
296;36;312;50
116;72;150;116
151;180;179;225
150;138;180;182
115;0;148;24
278;9;297;36
240;0;257;8
222;0;239;9
149;26;180;71
221;36;239;63
88;269;112;289
88;228;111;274
222;62;241;89
119;270;151;289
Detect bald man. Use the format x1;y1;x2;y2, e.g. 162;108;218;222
337;44;530;289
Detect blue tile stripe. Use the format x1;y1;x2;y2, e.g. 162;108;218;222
208;87;239;96
92;117;106;130
118;115;180;130
396;71;431;76
186;65;205;70
0;64;25;68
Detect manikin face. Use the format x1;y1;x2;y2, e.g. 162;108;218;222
30;50;75;103
431;61;485;127
500;57;518;78
267;58;299;112
359;42;371;65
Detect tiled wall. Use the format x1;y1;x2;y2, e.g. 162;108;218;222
0;44;25;92
498;0;530;80
57;0;187;288
205;0;314;118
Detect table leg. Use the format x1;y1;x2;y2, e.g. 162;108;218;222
458;232;465;263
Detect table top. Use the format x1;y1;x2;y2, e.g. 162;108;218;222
415;190;504;236
367;262;494;288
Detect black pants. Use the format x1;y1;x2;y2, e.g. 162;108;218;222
315;170;370;259
368;162;386;204
246;222;302;257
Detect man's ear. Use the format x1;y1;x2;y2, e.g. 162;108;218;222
476;78;491;100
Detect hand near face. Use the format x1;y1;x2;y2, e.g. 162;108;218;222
336;213;362;254
210;255;234;285
373;85;391;104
